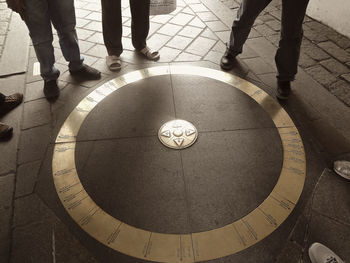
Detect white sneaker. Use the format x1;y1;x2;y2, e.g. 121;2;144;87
334;160;350;180
309;243;344;263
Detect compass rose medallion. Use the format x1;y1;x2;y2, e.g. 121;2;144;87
158;119;198;149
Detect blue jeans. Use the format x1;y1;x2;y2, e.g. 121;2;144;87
23;0;83;81
228;0;309;81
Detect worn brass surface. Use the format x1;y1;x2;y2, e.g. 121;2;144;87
52;66;306;262
158;119;198;149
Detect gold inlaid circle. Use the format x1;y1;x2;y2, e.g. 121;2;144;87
52;66;306;262
158;119;198;149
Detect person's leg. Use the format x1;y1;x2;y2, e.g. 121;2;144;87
275;0;309;100
23;0;59;81
228;0;272;54
49;0;101;79
275;0;309;82
221;0;271;70
48;0;82;71
129;0;149;51
101;0;123;56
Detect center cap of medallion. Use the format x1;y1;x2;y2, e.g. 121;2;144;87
158;119;198;149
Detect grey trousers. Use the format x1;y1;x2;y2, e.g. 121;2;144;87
228;0;309;81
101;0;150;56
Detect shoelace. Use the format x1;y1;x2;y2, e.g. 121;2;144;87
326;256;338;263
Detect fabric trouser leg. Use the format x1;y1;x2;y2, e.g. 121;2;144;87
0;93;5;105
228;0;271;54
275;0;309;81
49;0;83;71
101;0;123;56
23;0;59;81
130;0;150;51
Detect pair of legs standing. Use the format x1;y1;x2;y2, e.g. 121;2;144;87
22;0;101;99
101;0;159;70
221;0;309;99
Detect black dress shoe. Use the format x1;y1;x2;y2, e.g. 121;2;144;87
44;79;60;100
69;64;101;80
276;80;291;100
220;48;238;70
0;122;13;139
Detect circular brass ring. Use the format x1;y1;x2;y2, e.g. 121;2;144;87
52;66;306;262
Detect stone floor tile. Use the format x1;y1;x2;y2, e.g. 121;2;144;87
85;11;101;21
18;124;52;165
265;19;281;31
15;160;41;198
340;72;350;83
298;52;317;68
0;173;14;263
214;31;230;42
182;6;195;15
203;50;222;64
185;36;217;56
254;24;278;37
305;65;337;87
320;58;349;76
189;3;209;12
76;28;95;40
78;39;96;53
146;33;172;51
166;35;193;50
158;46;182;62
157;23;182;36
311;169;350;225
211;41;226;53
205;20;229;32
243;57;275;74
329;80;350;107
178;25;203;38
85;44;108;58
86;32;104;45
75;8;92;19
149;22;162;36
201;28;219;40
84;21;102;32
82;3;101;12
188;16;206;28
22;99;51;130
247;28;262;39
150;14;173;24
318;41;350;63
197;11;218;22
174;52;202;62
169;13;194;26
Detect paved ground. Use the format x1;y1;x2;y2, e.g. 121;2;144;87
0;0;349;262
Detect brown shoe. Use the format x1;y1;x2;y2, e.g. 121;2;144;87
0;93;23;116
0;122;13;139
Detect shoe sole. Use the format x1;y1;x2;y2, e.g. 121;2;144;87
334;168;350;180
220;62;234;71
276;93;289;100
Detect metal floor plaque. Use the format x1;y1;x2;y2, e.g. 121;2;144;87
52;66;306;263
158;119;198;149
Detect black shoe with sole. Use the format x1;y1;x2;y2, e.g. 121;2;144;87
69;64;101;80
0;93;23;116
220;48;238;70
276;80;291;100
44;79;60;100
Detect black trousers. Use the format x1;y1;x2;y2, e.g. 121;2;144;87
228;0;309;81
101;0;150;56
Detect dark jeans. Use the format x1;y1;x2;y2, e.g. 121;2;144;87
101;0;150;56
23;0;83;81
0;93;5;105
228;0;309;81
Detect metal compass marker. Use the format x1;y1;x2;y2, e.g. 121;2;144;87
158;119;198;149
52;66;306;263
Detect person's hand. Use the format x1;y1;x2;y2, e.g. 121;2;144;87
10;0;25;20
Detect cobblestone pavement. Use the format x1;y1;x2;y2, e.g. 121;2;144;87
221;0;350;107
0;0;12;57
0;0;350;262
